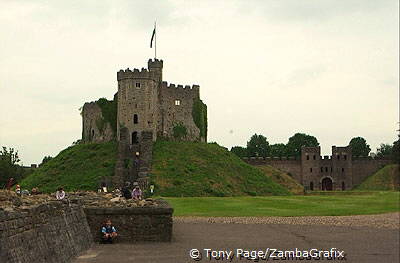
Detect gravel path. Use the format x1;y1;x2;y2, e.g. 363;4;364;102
173;212;399;229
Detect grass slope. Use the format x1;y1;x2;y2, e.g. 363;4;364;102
256;165;304;194
166;191;399;217
20;142;117;193
355;164;400;191
150;141;290;196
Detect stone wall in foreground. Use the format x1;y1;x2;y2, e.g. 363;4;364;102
84;200;173;243
0;201;92;263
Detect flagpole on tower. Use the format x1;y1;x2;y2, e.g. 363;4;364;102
150;21;157;59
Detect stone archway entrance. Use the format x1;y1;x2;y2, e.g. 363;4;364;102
321;177;333;191
131;132;138;144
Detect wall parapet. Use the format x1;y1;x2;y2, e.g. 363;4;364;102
117;67;159;81
160;81;200;91
0;201;92;263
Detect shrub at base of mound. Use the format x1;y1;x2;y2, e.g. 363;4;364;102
150;140;290;196
355;164;400;191
19;142;117;193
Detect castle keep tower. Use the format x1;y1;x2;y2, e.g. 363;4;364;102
116;60;162;144
82;58;207;145
81;58;207;187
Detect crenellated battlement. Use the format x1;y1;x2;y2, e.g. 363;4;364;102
84;57;206;146
117;67;159;81
160;81;200;91
148;58;163;68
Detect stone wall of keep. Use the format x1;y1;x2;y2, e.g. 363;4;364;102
157;82;201;141
82;102;114;143
84;200;173;243
0;201;92;263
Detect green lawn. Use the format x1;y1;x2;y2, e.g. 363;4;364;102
164;191;400;217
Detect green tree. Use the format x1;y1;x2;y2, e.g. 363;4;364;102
270;143;287;157
231;146;248;158
247;134;270;157
376;143;393;157
0;147;24;187
349;137;371;157
392;137;400;162
286;133;319;157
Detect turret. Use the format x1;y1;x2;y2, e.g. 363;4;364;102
148;58;163;82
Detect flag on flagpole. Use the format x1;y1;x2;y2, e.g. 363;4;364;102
150;26;156;48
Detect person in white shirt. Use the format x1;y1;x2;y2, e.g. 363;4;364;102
55;187;66;200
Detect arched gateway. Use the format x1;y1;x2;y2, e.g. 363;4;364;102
321;177;333;191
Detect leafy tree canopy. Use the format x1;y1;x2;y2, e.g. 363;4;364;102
349;137;371;157
270;143;287;157
0;147;26;187
231;146;248;158
376;143;393;157
286;133;319;157
392;137;400;162
247;134;270;157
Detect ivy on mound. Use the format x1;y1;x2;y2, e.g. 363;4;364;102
150;140;290;196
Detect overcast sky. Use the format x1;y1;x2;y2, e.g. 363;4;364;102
0;0;398;165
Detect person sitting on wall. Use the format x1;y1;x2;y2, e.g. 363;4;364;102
132;183;142;200
15;184;21;195
121;182;132;199
55;187;66;200
101;219;118;244
31;187;38;195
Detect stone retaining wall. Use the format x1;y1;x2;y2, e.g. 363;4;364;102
84;200;173;243
0;201;92;263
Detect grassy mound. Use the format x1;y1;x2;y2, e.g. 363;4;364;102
355;164;399;191
150;141;290;196
20;142;117;193
255;165;304;194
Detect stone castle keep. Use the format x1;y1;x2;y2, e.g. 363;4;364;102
81;58;207;186
244;146;392;191
82;58;206;145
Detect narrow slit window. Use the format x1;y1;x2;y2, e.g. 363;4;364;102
310;168;313;173
133;114;138;124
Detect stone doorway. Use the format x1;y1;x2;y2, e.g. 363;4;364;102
321;177;333;191
132;132;138;144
